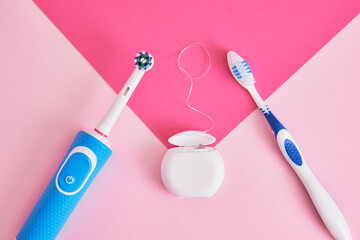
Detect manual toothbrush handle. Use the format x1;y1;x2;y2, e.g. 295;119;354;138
263;109;352;240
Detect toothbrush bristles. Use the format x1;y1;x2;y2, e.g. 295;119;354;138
227;51;255;87
134;51;154;71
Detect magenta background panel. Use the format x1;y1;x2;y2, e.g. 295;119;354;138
33;0;360;147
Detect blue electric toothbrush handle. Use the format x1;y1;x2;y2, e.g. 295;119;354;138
16;131;112;240
260;106;352;240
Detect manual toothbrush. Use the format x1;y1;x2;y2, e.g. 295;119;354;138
227;51;351;240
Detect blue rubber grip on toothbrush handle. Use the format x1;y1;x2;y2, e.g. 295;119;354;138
261;110;303;166
261;110;285;137
17;131;112;240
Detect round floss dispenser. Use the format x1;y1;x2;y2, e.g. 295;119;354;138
161;131;225;198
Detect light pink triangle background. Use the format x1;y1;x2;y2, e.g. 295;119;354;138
0;1;359;239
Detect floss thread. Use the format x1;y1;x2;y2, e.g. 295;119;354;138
177;42;214;133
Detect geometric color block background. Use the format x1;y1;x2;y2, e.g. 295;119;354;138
0;0;359;239
33;0;360;147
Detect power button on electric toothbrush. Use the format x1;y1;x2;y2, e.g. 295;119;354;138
56;146;97;195
65;176;75;184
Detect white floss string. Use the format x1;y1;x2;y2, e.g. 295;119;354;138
177;42;214;133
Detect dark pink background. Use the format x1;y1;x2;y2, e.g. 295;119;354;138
34;0;360;147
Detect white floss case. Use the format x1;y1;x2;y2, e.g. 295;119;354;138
161;131;225;198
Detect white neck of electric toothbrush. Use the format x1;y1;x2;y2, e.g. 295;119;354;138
247;85;268;111
96;68;145;136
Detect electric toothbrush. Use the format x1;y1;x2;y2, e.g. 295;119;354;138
17;51;154;240
227;51;351;240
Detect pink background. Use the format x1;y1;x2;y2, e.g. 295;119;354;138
33;0;360;147
0;0;359;239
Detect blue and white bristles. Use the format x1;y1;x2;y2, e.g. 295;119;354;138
227;51;255;87
134;51;153;71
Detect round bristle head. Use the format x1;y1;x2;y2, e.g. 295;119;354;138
227;51;255;88
134;51;154;71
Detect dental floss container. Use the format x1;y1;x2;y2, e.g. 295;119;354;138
161;131;225;198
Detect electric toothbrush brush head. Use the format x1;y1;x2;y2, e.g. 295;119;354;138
95;51;154;137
